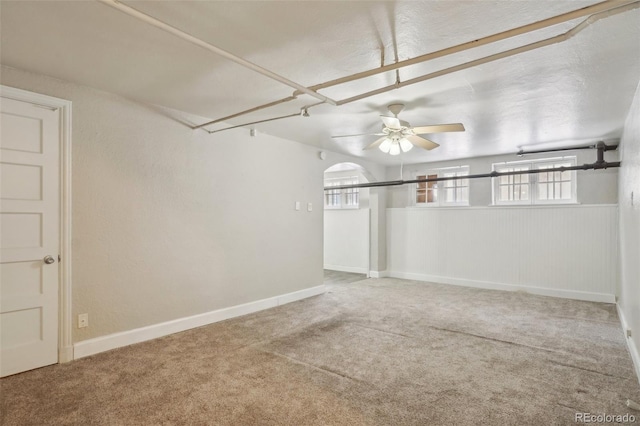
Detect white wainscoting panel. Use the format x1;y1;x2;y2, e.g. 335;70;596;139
324;209;370;274
387;205;618;302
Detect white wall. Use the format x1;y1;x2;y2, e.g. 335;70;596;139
618;81;640;376
324;209;370;274
0;65;330;343
387;205;618;302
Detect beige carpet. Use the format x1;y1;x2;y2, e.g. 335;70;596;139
2;277;639;425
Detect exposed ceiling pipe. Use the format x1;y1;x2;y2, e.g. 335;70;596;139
194;96;297;130
205;103;321;134
594;141;618;164
326;162;620;191
517;141;619;156
207;1;638;134
325;143;619;191
516;141;619;164
207;112;302;134
196;0;639;131
335;1;638;106
96;0;337;108
517;145;596;156
196;99;327;132
299;0;638;96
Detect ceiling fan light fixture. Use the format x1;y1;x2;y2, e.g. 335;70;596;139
399;138;413;152
389;142;401;156
334;103;464;155
379;138;392;153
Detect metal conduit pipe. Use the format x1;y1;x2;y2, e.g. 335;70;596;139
325;143;620;191
97;0;337;108
197;96;298;130
517;141;618;157
206;102;322;134
517;145;596;156
207;112;301;134
325;161;621;191
205;1;639;134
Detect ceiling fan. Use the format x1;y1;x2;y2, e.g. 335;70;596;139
332;103;465;155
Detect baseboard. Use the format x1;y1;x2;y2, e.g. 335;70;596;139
276;285;326;305
73;285;326;360
324;264;368;274
386;271;615;303
58;346;74;363
617;303;640;384
369;270;388;278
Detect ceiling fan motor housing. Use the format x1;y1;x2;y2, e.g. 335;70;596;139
333;102;462;154
387;103;405;117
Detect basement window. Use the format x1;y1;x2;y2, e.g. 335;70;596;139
413;166;469;206
492;156;577;205
324;176;359;209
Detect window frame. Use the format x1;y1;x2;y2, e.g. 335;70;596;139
324;176;360;210
412;165;470;207
492;163;532;206
491;156;578;206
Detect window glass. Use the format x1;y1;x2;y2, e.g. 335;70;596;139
414;167;469;206
492;157;576;205
324;176;359;209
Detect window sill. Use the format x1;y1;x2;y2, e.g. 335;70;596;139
490;201;580;207
413;203;470;208
324;206;360;210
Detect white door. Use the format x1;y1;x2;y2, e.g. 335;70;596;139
1;96;60;377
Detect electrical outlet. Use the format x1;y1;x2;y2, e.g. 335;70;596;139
78;313;89;328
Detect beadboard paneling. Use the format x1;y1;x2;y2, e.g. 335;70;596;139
324;209;370;274
387;205;618;302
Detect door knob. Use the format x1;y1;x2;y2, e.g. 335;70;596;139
44;255;55;265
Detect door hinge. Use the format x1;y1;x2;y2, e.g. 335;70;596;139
58;254;61;262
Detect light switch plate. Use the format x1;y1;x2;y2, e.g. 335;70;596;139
295;201;300;211
307;202;313;212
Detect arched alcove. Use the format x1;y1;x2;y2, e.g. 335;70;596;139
324;162;376;183
323;162;375;278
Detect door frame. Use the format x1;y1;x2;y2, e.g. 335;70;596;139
1;85;73;363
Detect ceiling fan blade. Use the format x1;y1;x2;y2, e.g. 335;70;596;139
407;135;439;151
363;136;388;151
331;133;385;139
411;123;465;134
381;115;402;129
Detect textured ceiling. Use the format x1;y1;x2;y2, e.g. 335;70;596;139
1;1;639;165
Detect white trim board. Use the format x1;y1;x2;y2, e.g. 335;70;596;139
73;285;326;360
400;204;619;212
0;85;74;363
324;265;369;274
386;271;616;303
617;304;640;385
